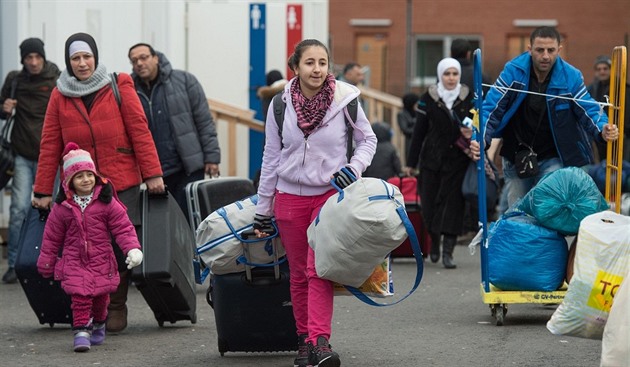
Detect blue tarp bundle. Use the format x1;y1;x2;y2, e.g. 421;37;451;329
488;212;568;291
517;167;609;235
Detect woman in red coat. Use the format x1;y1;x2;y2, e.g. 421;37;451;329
32;32;164;333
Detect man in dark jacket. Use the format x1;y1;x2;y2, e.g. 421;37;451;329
128;43;221;216
587;55;630;162
0;38;60;284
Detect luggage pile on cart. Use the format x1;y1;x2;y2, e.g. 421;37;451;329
471;48;626;326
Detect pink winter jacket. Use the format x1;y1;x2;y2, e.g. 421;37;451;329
37;181;141;297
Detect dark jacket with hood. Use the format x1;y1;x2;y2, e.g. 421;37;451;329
363;122;401;180
0;62;60;160
131;52;220;176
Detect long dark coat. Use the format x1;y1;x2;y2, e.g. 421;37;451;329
406;84;473;236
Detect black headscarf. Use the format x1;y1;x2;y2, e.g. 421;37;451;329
64;32;99;78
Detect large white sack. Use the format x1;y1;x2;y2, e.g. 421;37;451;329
601;270;630;367
547;210;630;339
307;178;408;287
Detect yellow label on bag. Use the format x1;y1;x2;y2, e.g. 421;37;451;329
587;270;624;312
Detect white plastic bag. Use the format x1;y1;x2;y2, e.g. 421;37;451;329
547;210;630;339
601;270;630;366
307;178;407;287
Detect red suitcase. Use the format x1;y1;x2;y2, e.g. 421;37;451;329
387;176;431;258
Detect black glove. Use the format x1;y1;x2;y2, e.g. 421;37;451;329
333;166;357;189
253;213;276;235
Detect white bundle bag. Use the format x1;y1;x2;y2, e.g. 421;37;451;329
547;210;630;339
195;195;285;276
307;177;408;287
601;268;630;367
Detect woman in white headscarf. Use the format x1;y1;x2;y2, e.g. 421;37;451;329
404;57;474;269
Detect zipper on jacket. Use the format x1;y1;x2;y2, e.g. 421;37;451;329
298;136;310;195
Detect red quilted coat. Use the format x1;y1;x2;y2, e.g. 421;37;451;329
37;182;141;296
34;73;162;196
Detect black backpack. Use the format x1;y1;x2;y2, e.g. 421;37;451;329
271;93;358;161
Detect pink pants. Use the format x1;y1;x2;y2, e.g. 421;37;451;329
274;190;336;344
71;293;109;329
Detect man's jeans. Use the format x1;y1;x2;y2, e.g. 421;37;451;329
502;156;563;209
7;155;37;268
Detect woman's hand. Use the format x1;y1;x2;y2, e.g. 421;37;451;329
460;126;473;139
32;196;53;210
145;177;165;194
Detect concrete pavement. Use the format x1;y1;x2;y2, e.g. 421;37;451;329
1;241;602;367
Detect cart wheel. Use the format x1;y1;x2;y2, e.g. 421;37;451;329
495;304;507;326
49;323;55;328
158;320;164;327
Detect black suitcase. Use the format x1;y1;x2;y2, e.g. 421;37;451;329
14;208;73;327
185;177;256;231
208;254;297;356
132;190;197;326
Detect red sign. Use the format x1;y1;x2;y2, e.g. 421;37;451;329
286;4;302;80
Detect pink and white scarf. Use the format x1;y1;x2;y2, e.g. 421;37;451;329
290;73;336;136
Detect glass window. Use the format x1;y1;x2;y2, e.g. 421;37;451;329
412;35;482;88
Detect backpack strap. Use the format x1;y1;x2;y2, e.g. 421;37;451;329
109;73;121;108
344;98;358;162
272;93;285;148
9;75;18;99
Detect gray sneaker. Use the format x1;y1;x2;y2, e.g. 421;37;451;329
308;336;340;367
293;334;309;367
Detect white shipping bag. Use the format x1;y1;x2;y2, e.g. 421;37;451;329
601;270;630;367
195;195;285;276
547;210;630;339
307;177;408;287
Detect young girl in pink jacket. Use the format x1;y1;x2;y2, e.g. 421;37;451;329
37;142;143;352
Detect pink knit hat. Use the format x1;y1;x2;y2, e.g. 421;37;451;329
62;142;97;189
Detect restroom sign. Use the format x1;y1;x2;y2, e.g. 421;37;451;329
286;4;302;80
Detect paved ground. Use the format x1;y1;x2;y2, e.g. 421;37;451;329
0;239;602;367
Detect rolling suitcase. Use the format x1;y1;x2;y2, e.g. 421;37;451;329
14;208;73;326
185;177;256;232
132;189;197;326
208;235;296;355
387;176;431;258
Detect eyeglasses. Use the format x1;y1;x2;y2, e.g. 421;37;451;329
130;54;152;65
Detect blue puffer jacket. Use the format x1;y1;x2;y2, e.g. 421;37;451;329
482;52;607;167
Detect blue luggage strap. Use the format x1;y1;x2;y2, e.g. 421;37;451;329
194;198;285;284
328;169;425;306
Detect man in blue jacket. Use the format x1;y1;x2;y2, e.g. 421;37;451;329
471;26;618;207
128;43;221;215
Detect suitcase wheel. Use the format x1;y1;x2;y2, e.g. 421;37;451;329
218;338;228;356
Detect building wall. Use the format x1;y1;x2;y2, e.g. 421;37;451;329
329;0;630;97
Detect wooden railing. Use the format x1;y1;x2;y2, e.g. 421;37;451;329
208;86;407;177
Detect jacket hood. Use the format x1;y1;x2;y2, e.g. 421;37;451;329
155;51;173;80
130;50;172;81
55;179;114;205
258;79;287;99
281;77;361;120
372;122;392;142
